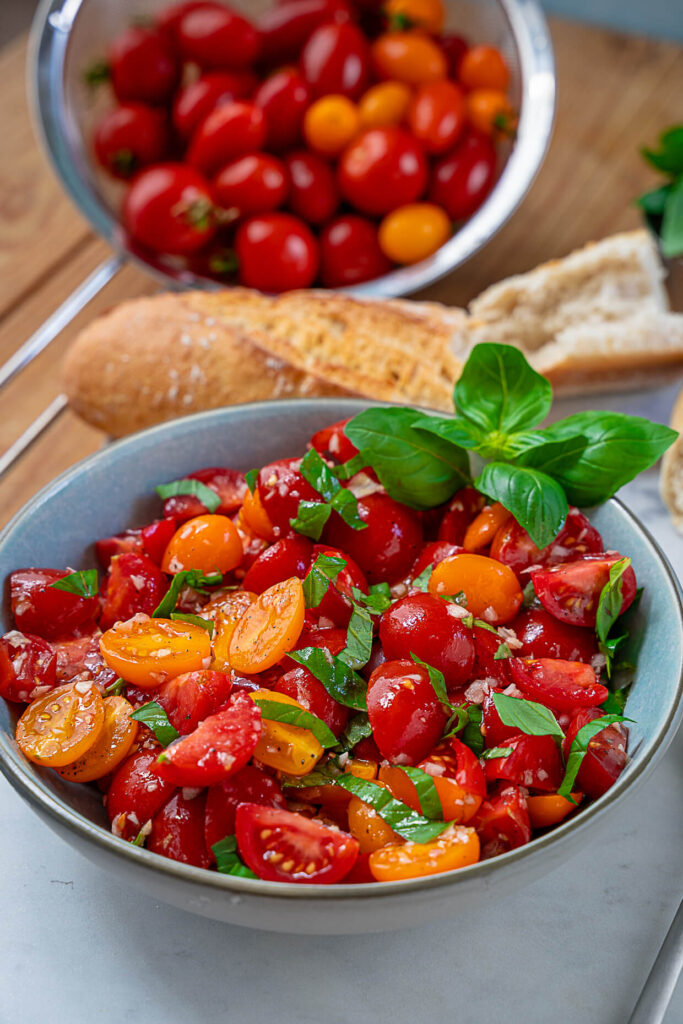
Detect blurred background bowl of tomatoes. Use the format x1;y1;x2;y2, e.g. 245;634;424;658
29;0;555;296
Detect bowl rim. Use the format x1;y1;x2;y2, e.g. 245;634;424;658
27;0;556;298
0;398;682;901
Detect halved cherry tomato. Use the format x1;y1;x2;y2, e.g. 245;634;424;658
175;5;260;69
531;555;637;628
437;486;486;544
303;95;360;156
429;553;523;625
491;506;603;578
211;593;257;670
156;668;233;735
337;127;428;216
249;688;324;775
458;44;509;91
379;592;475;690
562;708;628;799
148;790;211;868
204;765;287;855
347;782;402;852
161;514;243;575
235;803;359;883
229;576;305;673
378;203;451;264
380;737;485;822
483;733;563;792
367;658;448;764
324;492;423;583
408;80;466;154
473;784;531;857
429;131;496;220
358;80;412;128
213;153;288;216
100;552;167;631
369;825;479;880
239;487;276;541
463;502;511;552
95;529;143;569
94;103;168;180
107;747;176;840
58;696;138;782
0;631;57;703
100;617;211;688
16;681;105;768
123;163;217;255
319;215;392;287
385;0;444;33
466;89;516;137
258;460;323;540
371;32;447;86
508;657;608;712
253;69;312;152
310;417;360;464
161;468;247;522
10;568;99;641
172;71;257;140
52;633;117;689
300;22;371;100
285;152;340;224
510;607;599;664
527;792;582;829
187;102;267;177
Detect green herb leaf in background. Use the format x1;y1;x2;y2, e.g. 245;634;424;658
661;177;683;258
492;692;564;739
335;776;450;842
155;478;221;513
641;125;683;176
475;462;568;548
244;468;259;493
49;569;98;598
254;698;338;749
131;702;179;747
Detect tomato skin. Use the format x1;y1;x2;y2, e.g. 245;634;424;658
409;540;464;580
176;5;260;69
381;738;485;822
257;0;353;65
473;784;531;857
285;152;339;224
466;89;515;137
154;691;261;786
94;103;168;180
439;33;469;77
429;131;496;220
235;803;359;883
172;71;257;140
140;518;178;566
108;27;179;105
162;514;243;575
408;80;466;154
235;213;319;291
380;593;475;690
369;825;480;880
385;0;444;33
283;623;347;672
338;127;428;216
100;552;167;631
257;458;320;537
156;669;233;735
0;631;57;703
471;624;512;687
10;569;99;641
459;44;509;91
275;666;350;736
300;23;371;100
161;467;247;522
204;765;287;855
437;486;486;544
510;607;599;663
242;537;312;595
429;553;523;626
148;791;211;868
107;747;176;841
95;529;143;569
123;163;216;255
562;708;628;799
367;658;448;765
187;102;267;177
371;32;447;86
379;202;450;264
310;417;359;464
213;153;288;216
490;507;603;578
319;215;392;287
253;70;311;152
156;1;222;40
326;493;423;584
358;80;412;129
484;733;563;792
532;555;637;629
481;691;520;746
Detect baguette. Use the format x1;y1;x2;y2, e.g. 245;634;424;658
660;386;683;532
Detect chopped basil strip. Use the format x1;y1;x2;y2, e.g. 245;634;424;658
330;454;367;480
155;477;221;513
481;746;514;760
410;652;451;709
411;563;433;591
443;704;469;737
336;712;373;752
558;714;629;801
104;677;126;696
131;702;179;747
397;765;444;819
254;698;338;749
595;557;632;678
302;553;347;608
288;647;368;711
298;448;366;530
244;468;259;493
340;602;373;670
212;835;258;878
602;689;630;715
351;583;392;615
290;500;331;541
494;642;512;660
462;706;484;756
492;692;564;739
170;611;214;637
522;580;537;608
280;760;342;789
153;568;223;617
441;590;467;606
336;776;450;842
132;826;148;847
49;569;98;598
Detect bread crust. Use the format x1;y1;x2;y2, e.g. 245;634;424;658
660;387;683;532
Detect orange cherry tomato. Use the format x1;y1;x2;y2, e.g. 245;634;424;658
466;89;516;137
303;94;361;156
459;44;510;91
16;681;105;768
347;782;402;853
527;792;583;829
209;590;257;670
379;754;482;824
429;553;523;625
345;758;378;781
408;80;466;154
229;576;305;673
385;0;444;34
58;696;138;782
161;514;243;575
463;502;512;551
378;203;451;264
371;32;447;87
100;617;212;688
369;824;480;880
249;688;324;776
239;488;275;541
358;81;412;129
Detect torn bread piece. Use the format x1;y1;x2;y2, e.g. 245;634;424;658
660;386;683;533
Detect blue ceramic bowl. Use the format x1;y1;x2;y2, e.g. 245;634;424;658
0;400;681;934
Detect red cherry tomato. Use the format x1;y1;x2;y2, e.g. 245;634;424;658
95;529;143;569
253;70;311;151
508;657;608;712
108;27;179;105
408;80;466;155
107;747;176;841
283;623;348;672
140;518;178;566
409;540;464;580
285;152;339;225
204;765;287;855
94;103;168;180
148;790;211;868
235;803;359;883
176;5;260;69
338;127;428;216
483;733;563;792
440;33;469;77
324;493;423;584
319;215;392;287
473;784;531;857
310;418;360;464
257;0;352;64
510;607;599;663
100;552;167;631
187;102;266;177
214;153;288;216
241;536;313;593
52;633;117;689
235;213;319;292
481;691;520;746
10;569;98;641
156;1;223;40
379;592;475;690
471;623;512;687
312;543;368;628
0;631;57;703
300;23;371;100
437;486;486;544
161;467;247;522
154;691;261;787
562;708;628;799
531;555;637;629
491;507;603;578
172;72;257;140
367;658;448;764
275;666;350;736
257;458;320;537
429;131;496;220
157;669;234;735
123;163;216;255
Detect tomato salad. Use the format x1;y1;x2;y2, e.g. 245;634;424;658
88;0;515;290
3;344;676;885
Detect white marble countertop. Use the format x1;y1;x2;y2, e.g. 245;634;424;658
1;383;681;1024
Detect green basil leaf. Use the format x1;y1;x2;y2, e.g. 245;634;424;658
132;825;148;847
212;835;258;878
661;176;683;259
494;642;512;660
131;702;179;747
49;569;98;599
344;408;470;510
410;652;451;709
641;126;683;176
288;647;367;710
244;468;259;493
335;776;450;842
522;580;537;607
414;416;484;451
595;557;632;677
443;704;469;738
330;454;367;480
558;714;629;800
336;712;373;752
299;449;366;530
340;602;373;670
453;343;553;434
254;698;338;749
635;184;672;217
397;766;444;819
351;583;392;615
475;461;568;549
331;487;367;529
602;689;630;715
492;692;564;738
155;478;221;513
411;563;434;591
289;500;331;540
280;760;342;788
104;677;126;696
170;612;214;637
514;435;589;478
460;706;484;756
481;746;514;760
303;553;347;608
153;569;223;617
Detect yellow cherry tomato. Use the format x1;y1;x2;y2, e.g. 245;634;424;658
428;553;523;625
249;689;324;776
100;617;212;688
58;696;138;782
358;81;412;129
371;32;447;87
385;0;444;33
369;825;480;880
161;514;243;575
229;576;305;673
378;203;451;264
527;792;583;829
209;590;257;670
16;682;105;768
463;502;512;551
347;782;403;853
239;488;275;541
466;88;516;137
303;94;361;156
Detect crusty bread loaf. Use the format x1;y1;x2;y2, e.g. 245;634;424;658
660;387;683;532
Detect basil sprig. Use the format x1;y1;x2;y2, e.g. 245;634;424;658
212;835;257;878
558;714;628;800
153;569;223;617
254;698;338;749
290;449;367;540
130;702;179;747
49;569;98;598
288;647;368;710
155;477;221;513
595;557;631;678
335;775;450;842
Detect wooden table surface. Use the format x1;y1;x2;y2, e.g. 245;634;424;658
0;19;681;527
